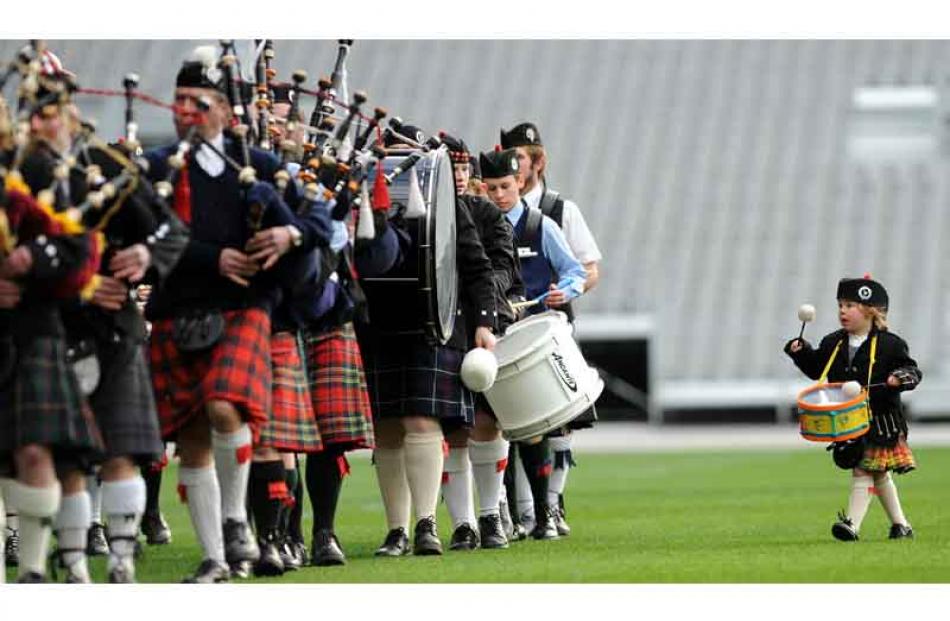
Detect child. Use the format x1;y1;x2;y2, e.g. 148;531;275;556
785;276;921;541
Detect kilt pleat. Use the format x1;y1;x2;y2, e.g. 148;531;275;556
258;331;323;452
149;308;271;441
860;435;916;474
303;323;374;450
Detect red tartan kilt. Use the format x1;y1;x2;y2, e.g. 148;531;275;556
258;332;323;452
304;323;374;450
149;308;271;441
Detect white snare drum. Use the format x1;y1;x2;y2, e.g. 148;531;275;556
484;313;603;441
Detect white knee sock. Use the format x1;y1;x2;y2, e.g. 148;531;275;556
179;466;225;563
469;437;509;517
514;454;535;524
404;431;445;522
54;490;92;581
847;472;875;532
212;425;252;522
7;479;61;580
86;474;102;524
373;446;411;531
874;472;909;526
441;446;475;528
101;477;147;571
548;435;572;508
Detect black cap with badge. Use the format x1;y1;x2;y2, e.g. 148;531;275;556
500;122;542;149
175;45;223;91
837;274;889;310
479;147;520;180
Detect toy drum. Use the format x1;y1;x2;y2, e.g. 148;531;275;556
483;313;603;441
796;382;871;442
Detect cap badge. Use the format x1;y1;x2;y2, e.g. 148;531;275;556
525;127;535;142
858;286;872;301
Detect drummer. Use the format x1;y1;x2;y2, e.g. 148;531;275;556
359;125;498;557
437;131;521;550
478;148;587;540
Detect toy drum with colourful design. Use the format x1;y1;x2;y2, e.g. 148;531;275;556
796;382;871;442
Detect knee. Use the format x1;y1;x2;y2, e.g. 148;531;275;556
375;419;405;449
472;413;500;442
100;457;136;482
14;445;53;474
206;400;241;432
253;446;280;462
445;427;470;448
852;467;872;479
402;416;441;435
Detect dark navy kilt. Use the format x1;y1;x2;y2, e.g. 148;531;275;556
87;338;163;463
0;336;104;461
360;337;474;429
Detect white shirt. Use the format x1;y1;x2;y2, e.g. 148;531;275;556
194;132;226;178
522;181;602;264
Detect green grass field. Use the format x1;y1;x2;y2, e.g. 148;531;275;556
7;447;950;583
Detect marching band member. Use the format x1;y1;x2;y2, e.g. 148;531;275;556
362;126;497;557
479;147;586;541
785;276;921;542
438;131;520;550
500;122;602;537
143;46;306;583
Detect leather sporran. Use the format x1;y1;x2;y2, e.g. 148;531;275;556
66;338;101;397
172;310;225;353
829;436;866;470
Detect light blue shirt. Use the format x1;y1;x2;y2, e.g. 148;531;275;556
505;200;587;301
286;162;349;253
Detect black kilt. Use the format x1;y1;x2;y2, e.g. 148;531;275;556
360;338;474;429
87;338;163;463
0;336;104;461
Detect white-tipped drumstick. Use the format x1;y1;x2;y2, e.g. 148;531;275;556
797;303;816;341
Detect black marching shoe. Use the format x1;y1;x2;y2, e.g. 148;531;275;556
182;558;230;583
831;512;859;542
889;524;914;540
253;534;285;577
223;519;260;565
86;522;110;556
291;538;309;566
229;560;252;579
530;505;560;541
413;516;443;556
374;527;410;557
311;528;346;566
5;527;19;567
478;514;510;549
511;523;527;542
278;537;301;571
449;523;480;551
554;506;571;537
16;571;46;583
140;512;172;545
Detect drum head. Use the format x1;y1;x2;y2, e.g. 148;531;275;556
427;147;458;344
799;384;849;407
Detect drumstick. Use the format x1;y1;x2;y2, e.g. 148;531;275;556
797;304;816;341
510;299;540;311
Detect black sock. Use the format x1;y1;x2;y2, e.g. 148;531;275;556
142;464;163;517
306;447;345;534
504;443;520;526
517;439;552;518
250;460;286;540
285;461;304;542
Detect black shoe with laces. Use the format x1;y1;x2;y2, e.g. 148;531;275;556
413;516;443;556
478;514;509;549
223;519;260;564
530;505;560;541
182;558;231;583
554;506;571;537
16;571;46;583
140;513;172;545
253;535;285;577
374;527;410;557
449;523;479;551
511;523;527;542
311;529;346;566
889;523;914;540
831;512;859;542
5;527;19;567
292;539;309;566
278;537;301;571
229;560;251;579
86;522;110;556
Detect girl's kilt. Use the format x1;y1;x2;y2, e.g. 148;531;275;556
149;308;271;442
360;336;474;429
0;335;104;464
860;434;916;474
303;323;374;450
87;337;163;463
257;331;323;453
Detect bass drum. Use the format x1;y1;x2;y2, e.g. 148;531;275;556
360;147;458;345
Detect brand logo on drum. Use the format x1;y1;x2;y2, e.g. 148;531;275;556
551;351;578;392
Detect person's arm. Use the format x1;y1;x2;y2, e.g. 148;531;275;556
784;333;839;381
561;201;602;292
456;203;496;333
583;261;600;292
885;334;922;392
539;216;586;302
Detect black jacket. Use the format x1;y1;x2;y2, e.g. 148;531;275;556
459;194;522;337
785;327;922;446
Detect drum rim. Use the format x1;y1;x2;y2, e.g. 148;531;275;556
426;146;457;345
796;382;866;412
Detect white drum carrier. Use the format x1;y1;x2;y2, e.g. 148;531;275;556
483;311;604;441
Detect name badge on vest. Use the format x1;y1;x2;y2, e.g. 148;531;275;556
517;246;538;259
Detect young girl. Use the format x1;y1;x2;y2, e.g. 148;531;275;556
785;276;921;541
